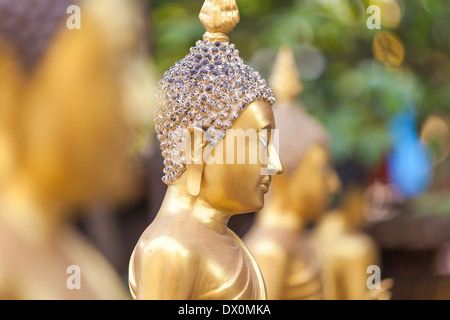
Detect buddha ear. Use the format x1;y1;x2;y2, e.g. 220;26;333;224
185;126;207;197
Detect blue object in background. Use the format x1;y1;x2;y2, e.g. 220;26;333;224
387;109;432;198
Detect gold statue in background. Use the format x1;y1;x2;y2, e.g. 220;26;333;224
312;186;393;300
244;47;340;300
129;0;283;300
0;0;151;299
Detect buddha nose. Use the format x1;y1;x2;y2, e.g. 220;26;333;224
266;142;284;175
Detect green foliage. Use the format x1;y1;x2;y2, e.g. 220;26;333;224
146;0;450;169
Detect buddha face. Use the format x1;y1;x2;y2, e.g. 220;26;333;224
17;12;139;205
200;100;283;214
287;144;340;222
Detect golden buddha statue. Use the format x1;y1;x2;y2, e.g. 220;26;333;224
0;0;150;299
243;47;341;300
128;0;283;300
312;185;393;300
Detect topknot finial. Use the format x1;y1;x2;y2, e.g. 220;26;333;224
199;0;240;43
269;46;303;103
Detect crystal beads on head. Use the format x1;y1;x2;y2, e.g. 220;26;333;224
155;40;275;184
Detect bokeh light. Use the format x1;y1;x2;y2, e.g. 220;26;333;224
420;114;450;166
372;31;405;68
369;0;403;29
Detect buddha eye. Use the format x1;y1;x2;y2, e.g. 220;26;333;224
259;136;268;149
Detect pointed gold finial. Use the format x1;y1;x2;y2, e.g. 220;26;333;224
199;0;240;43
269;46;303;103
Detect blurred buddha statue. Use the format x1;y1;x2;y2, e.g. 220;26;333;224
244;47;340;300
128;0;283;300
0;0;152;299
312;179;393;300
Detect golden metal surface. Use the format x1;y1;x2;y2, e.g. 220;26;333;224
199;0;240;42
129;100;283;299
245;145;340;299
269;46;303;103
312;187;393;300
244;47;340;300
0;0;146;299
129;1;283;300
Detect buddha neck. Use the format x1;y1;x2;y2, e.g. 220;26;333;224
0;174;65;245
336;188;366;230
255;191;305;234
158;181;232;235
318;210;348;235
318;205;363;235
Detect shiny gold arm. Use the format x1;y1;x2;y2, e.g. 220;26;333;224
247;239;288;300
139;241;200;300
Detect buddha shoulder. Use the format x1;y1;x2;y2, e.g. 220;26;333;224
132;213;230;266
326;231;377;261
134;215;200;256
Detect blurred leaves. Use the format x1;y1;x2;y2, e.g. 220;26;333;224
146;0;450;172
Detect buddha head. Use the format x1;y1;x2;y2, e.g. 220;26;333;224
154;0;283;214
268;47;340;223
0;0;151;207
